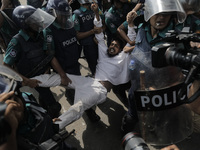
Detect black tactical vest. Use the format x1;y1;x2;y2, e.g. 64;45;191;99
14;34;48;77
49;25;81;75
73;9;95;45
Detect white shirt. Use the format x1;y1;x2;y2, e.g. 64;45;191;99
94;17;136;85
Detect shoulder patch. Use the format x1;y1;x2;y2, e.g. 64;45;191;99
47;35;53;43
9;49;17;57
110;23;115;28
9;41;16;47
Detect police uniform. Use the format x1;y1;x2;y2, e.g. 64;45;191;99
73;6;103;75
3;29;61;118
126;21;193;144
127;21;179;117
48;22;81;75
105;2;135;46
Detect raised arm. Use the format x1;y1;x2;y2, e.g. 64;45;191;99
123;11;137;53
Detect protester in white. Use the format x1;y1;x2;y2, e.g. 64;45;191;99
31;8;136;129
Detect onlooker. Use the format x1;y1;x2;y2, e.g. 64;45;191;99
0;65;76;150
178;0;200;134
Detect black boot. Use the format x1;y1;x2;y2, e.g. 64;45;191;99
121;113;139;135
85;108;100;122
47;102;62;118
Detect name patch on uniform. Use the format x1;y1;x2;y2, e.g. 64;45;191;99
62;37;77;47
134;83;192;111
10;49;17;57
81;14;94;23
110;23;115;28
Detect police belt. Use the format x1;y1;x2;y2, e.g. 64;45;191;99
134;82;191;111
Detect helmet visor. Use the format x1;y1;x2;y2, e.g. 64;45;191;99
55;7;74;29
144;0;186;23
25;8;55;32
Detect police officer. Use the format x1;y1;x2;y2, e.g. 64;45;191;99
46;0;81;76
3;5;70;118
177;0;200;33
105;0;136;46
121;0;194;147
117;0;145;46
46;0;101;122
73;0;103;76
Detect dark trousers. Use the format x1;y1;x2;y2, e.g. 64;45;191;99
127;82;139;120
35;87;57;108
82;44;98;75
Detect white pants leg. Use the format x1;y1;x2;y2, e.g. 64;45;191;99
31;73;107;129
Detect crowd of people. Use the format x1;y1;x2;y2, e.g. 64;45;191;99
0;0;200;150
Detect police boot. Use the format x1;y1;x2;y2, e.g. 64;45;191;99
121;113;139;135
85;108;100;122
65;89;75;105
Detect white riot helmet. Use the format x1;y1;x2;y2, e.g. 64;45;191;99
179;0;200;13
78;0;97;4
144;0;186;23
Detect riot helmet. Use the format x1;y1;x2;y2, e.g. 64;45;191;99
12;5;55;32
78;0;97;5
179;0;200;14
46;0;74;29
0;65;22;94
144;0;186;23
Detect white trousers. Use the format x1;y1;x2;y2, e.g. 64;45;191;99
31;73;107;129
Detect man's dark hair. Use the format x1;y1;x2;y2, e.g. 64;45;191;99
110;35;125;50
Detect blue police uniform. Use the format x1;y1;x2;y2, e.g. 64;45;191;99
48;22;81;75
73;6;102;75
